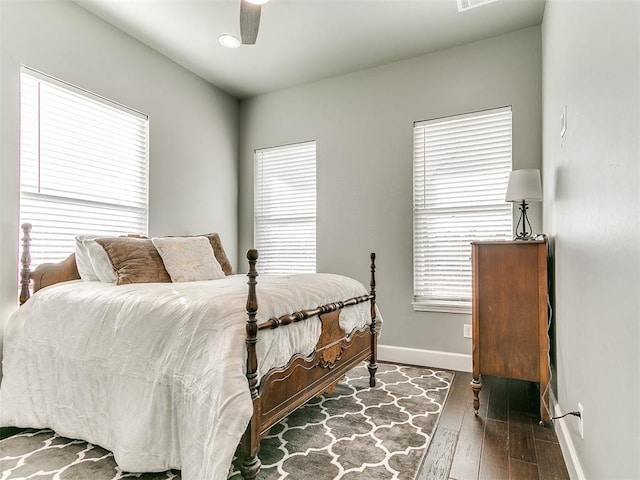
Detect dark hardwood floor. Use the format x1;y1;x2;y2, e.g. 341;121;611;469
418;372;570;480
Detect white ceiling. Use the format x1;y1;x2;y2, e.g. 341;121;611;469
75;0;546;99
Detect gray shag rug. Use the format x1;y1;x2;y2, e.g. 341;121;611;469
0;363;453;480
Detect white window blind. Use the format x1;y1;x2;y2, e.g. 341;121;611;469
20;67;149;268
255;141;316;275
413;106;513;313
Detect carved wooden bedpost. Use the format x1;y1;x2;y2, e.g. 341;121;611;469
19;223;33;305
240;248;261;480
368;252;378;387
245;249;259;399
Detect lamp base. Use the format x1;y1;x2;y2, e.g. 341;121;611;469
514;200;534;240
514;233;536;241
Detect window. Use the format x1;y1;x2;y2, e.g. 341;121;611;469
20;67;149;268
413;106;513;313
254;141;316;274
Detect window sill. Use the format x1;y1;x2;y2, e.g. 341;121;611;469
412;301;471;315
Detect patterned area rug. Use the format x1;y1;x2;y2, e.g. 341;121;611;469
0;363;453;480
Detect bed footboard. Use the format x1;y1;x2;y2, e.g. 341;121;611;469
239;250;378;480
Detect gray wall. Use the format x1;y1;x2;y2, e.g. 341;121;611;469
0;0;239;370
543;1;640;479
239;26;542;358
542;0;639;478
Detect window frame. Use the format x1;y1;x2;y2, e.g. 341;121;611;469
19;66;149;269
412;106;513;314
253;140;317;275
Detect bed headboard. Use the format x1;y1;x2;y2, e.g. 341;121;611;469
20;223;80;305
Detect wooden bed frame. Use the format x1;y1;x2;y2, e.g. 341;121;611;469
18;223;379;480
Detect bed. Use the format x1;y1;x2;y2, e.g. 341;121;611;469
1;223;381;480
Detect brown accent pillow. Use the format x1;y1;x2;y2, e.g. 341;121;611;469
96;237;171;285
202;233;233;276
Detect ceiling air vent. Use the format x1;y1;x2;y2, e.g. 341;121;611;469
457;0;499;12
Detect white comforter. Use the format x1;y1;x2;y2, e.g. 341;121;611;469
0;273;379;480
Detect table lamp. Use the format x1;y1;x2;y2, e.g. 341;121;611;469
505;169;542;240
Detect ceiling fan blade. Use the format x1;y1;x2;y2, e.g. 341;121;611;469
240;0;261;45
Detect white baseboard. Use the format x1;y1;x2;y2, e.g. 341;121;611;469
550;391;586;480
378;344;472;372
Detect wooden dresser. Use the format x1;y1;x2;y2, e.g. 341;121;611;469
470;239;550;422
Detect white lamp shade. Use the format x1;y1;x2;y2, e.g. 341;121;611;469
505;169;542;202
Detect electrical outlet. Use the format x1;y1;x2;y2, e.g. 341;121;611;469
463;324;472;338
578;402;584;438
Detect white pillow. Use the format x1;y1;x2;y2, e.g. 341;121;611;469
75;235;99;281
75;235;117;283
151;236;225;282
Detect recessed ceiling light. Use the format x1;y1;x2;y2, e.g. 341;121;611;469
246;0;269;4
219;34;241;49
